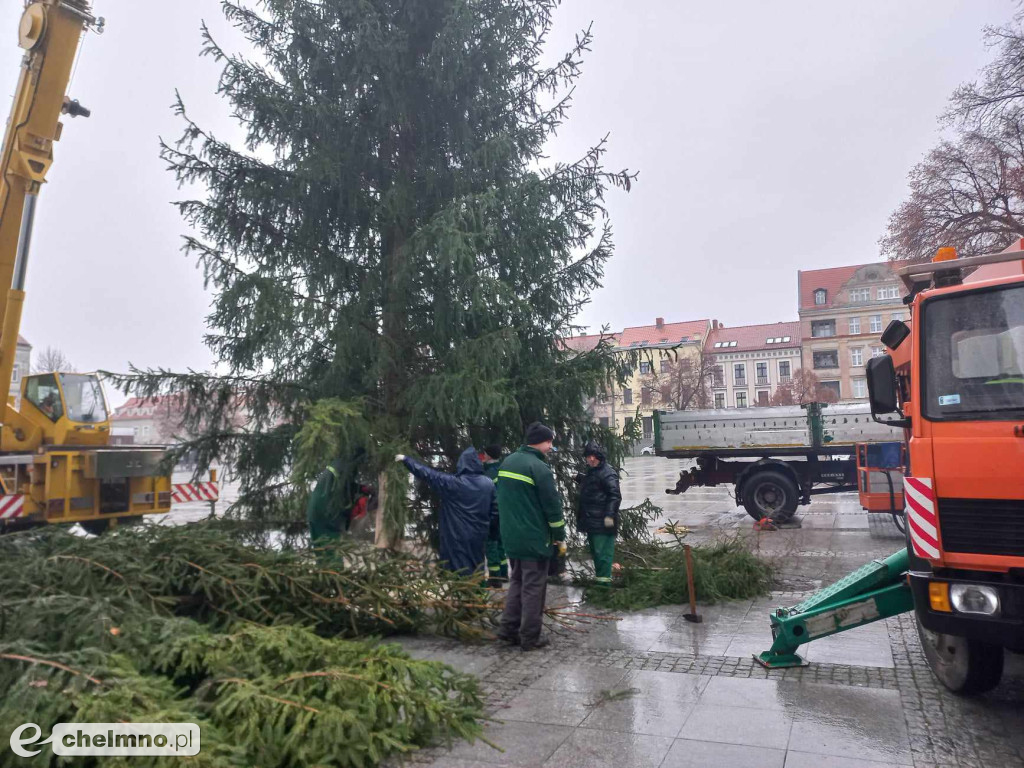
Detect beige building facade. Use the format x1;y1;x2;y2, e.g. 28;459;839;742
567;317;711;453
797;261;909;401
707;321;802;408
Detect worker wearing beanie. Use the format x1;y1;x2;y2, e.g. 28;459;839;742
577;441;622;585
480;445;509;585
495;422;564;650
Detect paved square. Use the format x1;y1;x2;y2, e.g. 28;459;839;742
400;458;1024;768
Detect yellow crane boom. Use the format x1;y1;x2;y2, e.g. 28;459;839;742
0;3;174;533
0;1;98;397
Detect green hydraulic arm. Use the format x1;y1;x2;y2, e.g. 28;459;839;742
756;549;914;669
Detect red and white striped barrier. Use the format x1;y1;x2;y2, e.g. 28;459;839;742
905;476;939;560
171;482;220;504
0;494;25;519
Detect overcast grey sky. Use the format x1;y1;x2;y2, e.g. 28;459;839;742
0;1;1013;403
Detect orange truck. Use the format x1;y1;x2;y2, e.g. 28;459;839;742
863;245;1024;692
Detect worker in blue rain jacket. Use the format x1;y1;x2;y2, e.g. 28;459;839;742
395;446;497;574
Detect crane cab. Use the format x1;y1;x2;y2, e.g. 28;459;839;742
20;371;111;446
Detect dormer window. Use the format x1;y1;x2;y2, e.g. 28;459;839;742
814;289;827;305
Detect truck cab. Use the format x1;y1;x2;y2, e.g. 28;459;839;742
866;247;1024;693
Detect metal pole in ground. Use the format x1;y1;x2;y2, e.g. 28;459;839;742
683;544;702;623
209;468;217;518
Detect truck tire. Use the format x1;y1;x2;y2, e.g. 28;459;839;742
916;617;1003;694
742;471;799;522
79;519;110;536
80;516;144;535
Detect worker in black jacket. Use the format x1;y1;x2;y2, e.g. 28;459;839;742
576;441;622;585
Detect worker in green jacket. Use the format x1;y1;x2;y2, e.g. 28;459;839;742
480;445;508;586
306;451;372;555
496;422;564;651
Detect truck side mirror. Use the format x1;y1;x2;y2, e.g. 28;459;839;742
866;355;910;428
881;319;910;350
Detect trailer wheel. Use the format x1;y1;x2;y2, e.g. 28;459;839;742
742;471;799;522
917;618;1003;694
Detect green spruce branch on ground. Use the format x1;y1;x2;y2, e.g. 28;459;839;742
0;521;502;767
572;535;776;611
565;498;776;611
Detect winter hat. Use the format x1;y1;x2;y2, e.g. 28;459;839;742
524;422;555;445
583;441;605;460
483;445;503;460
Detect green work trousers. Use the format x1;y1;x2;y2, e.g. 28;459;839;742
486;536;509;580
588;533;615;584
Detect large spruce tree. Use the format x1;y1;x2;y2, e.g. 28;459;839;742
122;0;635;541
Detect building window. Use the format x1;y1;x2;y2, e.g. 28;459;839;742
736;391;748;408
11;364;19;383
142;425;151;438
660;359;671;373
820;381;841;399
623;388;633;405
778;360;791;381
598;417;610;428
850;347;864;367
811;319;836;338
714;392;726;409
756;362;769;385
733;363;746;385
639;361;652;374
598;392;608;404
712;366;725;387
852;378;868;398
641;387;652;406
871;346;885;358
891;311;906;322
814;289;827;305
756;390;770;406
848;317;861;335
661;385;672;404
869;314;882;333
849;288;871;303
877;285;900;300
642;416;653;439
813;350;838;369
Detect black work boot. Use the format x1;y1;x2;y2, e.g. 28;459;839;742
521;636;550;652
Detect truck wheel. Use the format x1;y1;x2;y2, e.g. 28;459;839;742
917;617;1003;694
79;519;110;536
742;471;798;521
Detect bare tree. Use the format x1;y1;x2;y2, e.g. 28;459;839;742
883;8;1024;263
948;9;1024;126
639;346;715;411
32;346;74;374
769;369;839;406
880;125;1024;263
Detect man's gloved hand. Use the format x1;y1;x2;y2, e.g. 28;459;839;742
394;454;406;462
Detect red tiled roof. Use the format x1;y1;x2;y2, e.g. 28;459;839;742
706;321;801;354
798;261;907;310
17;335;29;347
617;319;709;348
562;333;617;352
110;394;185;421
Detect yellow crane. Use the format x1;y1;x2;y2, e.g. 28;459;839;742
0;1;171;533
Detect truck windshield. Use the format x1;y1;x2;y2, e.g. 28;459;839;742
59;373;108;423
922;284;1024;420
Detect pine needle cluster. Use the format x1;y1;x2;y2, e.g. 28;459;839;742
576;537;776;612
0;521;494;766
